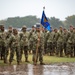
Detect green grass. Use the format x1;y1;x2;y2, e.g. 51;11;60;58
0;54;75;66
43;55;75;64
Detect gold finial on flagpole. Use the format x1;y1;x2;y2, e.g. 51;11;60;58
43;6;45;10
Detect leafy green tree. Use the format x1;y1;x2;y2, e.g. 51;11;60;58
65;15;75;28
5;16;40;28
49;17;64;29
0;20;6;25
2;15;75;29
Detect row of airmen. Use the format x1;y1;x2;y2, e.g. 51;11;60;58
44;25;75;58
31;25;75;58
0;24;75;65
0;24;45;65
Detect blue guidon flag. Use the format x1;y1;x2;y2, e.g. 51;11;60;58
41;10;51;31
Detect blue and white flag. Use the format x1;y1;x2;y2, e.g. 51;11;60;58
41;10;51;31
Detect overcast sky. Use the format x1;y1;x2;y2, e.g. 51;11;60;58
0;0;75;20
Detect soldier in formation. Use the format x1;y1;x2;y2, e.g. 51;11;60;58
28;25;36;54
0;25;6;63
30;24;45;65
9;28;20;65
66;26;74;57
19;26;29;62
5;26;13;63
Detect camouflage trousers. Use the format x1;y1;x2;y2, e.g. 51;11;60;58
53;42;57;54
66;43;73;57
0;45;5;60
28;41;34;54
73;44;75;57
29;41;34;50
32;45;43;63
57;42;64;57
20;46;29;61
44;42;47;54
47;42;53;55
63;43;67;56
9;46;20;63
4;46;9;63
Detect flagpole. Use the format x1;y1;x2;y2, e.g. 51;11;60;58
43;6;45;11
35;31;40;65
34;7;45;65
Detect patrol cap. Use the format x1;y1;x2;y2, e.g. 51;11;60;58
0;24;4;27
36;23;40;28
63;28;66;30
54;28;57;30
59;26;62;28
13;28;16;31
22;25;27;29
70;25;73;27
13;28;18;32
8;26;13;29
0;24;4;29
32;25;34;28
36;25;40;28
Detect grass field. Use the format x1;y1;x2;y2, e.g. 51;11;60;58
0;54;75;66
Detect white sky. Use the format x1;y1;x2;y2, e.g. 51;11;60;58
0;0;75;20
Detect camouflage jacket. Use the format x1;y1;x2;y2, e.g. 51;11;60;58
46;31;54;43
72;31;75;44
28;30;35;43
57;30;64;43
9;34;20;47
0;31;6;46
67;31;73;44
53;32;59;42
63;31;68;43
20;31;29;46
32;31;44;48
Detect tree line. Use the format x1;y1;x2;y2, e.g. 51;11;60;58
0;15;75;29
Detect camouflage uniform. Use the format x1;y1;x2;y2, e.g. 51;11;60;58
0;25;6;63
57;28;64;57
53;29;58;55
46;31;54;55
20;26;29;62
5;27;13;63
28;29;35;53
73;28;75;57
63;29;68;56
66;30;73;57
44;30;48;54
9;29;20;64
32;26;44;65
